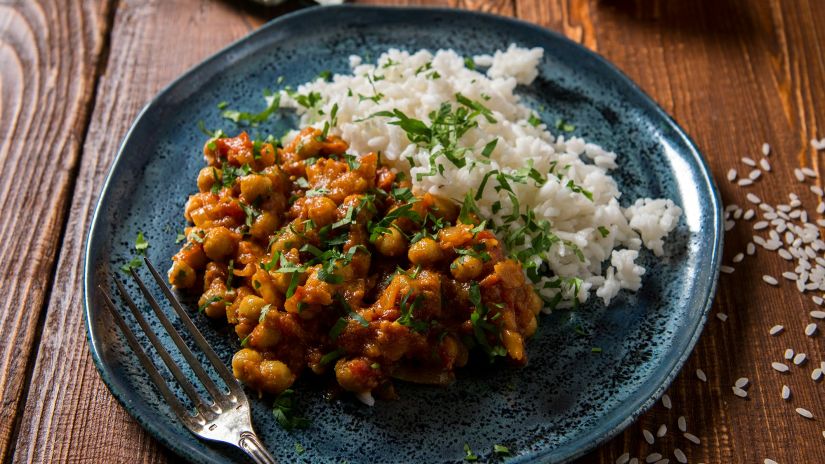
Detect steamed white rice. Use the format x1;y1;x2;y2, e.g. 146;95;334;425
279;46;682;308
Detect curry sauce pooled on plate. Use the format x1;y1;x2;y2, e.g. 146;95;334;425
169;127;541;402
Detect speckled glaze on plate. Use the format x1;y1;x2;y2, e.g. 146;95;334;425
84;5;722;464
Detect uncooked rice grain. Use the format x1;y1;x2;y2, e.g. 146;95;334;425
812;185;824;197
765;459;779;464
732;386;748;397
696;369;707;382
763;275;779;285
617;453;630;464
721;265;735;274
812;368;823;381
802;167;817;178
785;348;794;360
645;453;662;463
811;310;825;318
727;169;737;181
674;449;687;464
747;193;761;204
754;221;769;230
794;353;807;365
760;158;771;171
662;394;672;409
762;143;771;156
772;362;790;372
744;209;755;220
795;169;806;182
806;323;818;336
782;385;791;400
770;325;784;335
717;312;728;321
643;429;654;445
657;424;667;437
683;433;700;445
738;179;754;187
749;169;761;180
735;377;749;388
742;157;756;167
747;242;756;255
796;407;814;419
813;138;825;150
678;416;687;432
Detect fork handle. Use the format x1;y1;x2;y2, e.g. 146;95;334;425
239;431;278;464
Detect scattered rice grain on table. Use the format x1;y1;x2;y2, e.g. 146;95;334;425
643;429;654;445
772;362;790;372
769;325;784;335
796;407;814;419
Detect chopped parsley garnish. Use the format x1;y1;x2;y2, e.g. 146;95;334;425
480;138;498;158
319;349;345;366
591;347;603;353
463;443;478;461
597;226;610;237
135;231;149;252
175;233;186;243
293;91;323;109
241;202;260;228
397;290;427;332
468;282;507;361
527;113;542;127
258;304;272;323
120;256;143;274
121;231;149;273
318;102;339;141
493;444;510;455
198;296;223;313
216;101;228;110
464;57;476;70
226;259;235;290
555;118;575;132
294;442;305;455
222;90;281;125
318;70;332;81
273;389;310;430
566;179;593;201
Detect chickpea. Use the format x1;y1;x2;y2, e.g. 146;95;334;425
250;323;280;350
449;255;483;281
501;329;525;363
249;212;278;240
307;196;338;227
198;289;226;319
259;360;295;394
407;237;442;265
168;260;196;288
202;227;236;261
373;227;407;257
197;166;219;192
239;174;272;204
237;295;267;321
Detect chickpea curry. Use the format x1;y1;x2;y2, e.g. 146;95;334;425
169;127;542;400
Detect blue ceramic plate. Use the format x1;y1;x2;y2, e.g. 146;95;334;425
84;5;722;464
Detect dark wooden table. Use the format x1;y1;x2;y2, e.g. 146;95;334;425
2;0;825;462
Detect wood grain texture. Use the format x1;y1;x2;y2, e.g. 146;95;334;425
7;0;825;463
0;0;112;460
9;1;255;463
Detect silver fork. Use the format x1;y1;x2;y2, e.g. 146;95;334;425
98;257;277;464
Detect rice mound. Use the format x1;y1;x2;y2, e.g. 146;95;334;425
280;46;682;308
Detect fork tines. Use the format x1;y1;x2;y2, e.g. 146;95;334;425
98;257;242;426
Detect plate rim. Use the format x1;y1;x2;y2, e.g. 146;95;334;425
83;5;724;464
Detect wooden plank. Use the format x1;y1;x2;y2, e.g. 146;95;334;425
0;0;113;460
9;1;255;463
514;0;825;463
